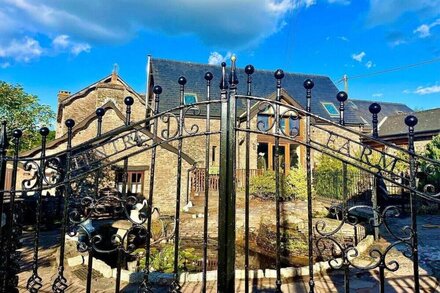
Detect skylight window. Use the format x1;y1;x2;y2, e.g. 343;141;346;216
322;102;339;116
184;93;197;105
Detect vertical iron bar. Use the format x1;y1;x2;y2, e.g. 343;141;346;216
85;108;105;293
244;64;254;293
0;121;8;285
304;79;315;293
379;264;385;293
217;59;237;293
139;86;162;292
115;97;134;293
405;115;420;293
27;127;50;292
2;129;21;293
202;72;213;293
52;119;74;293
369;103;381;241
337;91;350;293
274;69;284;292
170;76;187;293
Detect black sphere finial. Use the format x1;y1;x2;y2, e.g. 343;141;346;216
96;108;105;117
405;115;418;127
336;91;348;102
369;103;381;114
153;85;162;95
39;127;49;136
221;62;226;67
65;119;75;128
178;76;187;85
124;96;134;106
245;64;255;75
12;129;22;138
204;72;213;81
274;69;284;80
303;79;314;90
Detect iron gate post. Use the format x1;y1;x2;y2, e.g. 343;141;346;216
0;121;8;292
217;59;237;293
406;115;420;292
369;103;381;240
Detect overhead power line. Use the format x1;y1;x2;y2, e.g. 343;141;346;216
338;56;440;83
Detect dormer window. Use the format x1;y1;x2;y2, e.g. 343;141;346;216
184;93;198;105
322;102;339;117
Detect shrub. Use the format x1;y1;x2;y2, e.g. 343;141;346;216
250;170;293;201
138;244;200;273
286;167;309;201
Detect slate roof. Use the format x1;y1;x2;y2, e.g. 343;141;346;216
379;108;440;138
150;58;364;124
348;99;413;128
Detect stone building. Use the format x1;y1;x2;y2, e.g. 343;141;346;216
21;57;413;213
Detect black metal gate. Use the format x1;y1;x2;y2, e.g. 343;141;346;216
0;58;439;293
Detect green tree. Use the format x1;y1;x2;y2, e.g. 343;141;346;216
423;134;440;185
0;81;55;150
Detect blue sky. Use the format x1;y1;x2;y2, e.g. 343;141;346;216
0;0;439;114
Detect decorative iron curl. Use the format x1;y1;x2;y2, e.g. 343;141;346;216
256;102;276;132
182;106;201;135
278;109;301;138
26;273;43;293
21;156;63;191
160;113;179;140
52;270;68;293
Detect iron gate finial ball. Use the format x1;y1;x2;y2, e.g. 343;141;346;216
96;107;105;117
39;127;49;136
221;62;226;67
303;79;314;90
336;91;348;102
153;85;162;95
369;103;381;114
405;115;418;127
204;72;213;81
245;65;255;75
274;69;284;80
124;96;134;106
12;129;22;138
178;76;187;85
65;119;75;128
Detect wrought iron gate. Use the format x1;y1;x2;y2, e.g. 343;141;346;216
0;58;439;293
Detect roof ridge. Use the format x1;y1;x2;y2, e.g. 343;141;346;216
150;57;330;78
350;98;409;106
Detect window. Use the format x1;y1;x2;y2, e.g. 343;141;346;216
289;116;300;135
279;118;286;131
257;114;270;130
184;93;197;105
116;171;144;195
322;102;339;116
212;146;217;163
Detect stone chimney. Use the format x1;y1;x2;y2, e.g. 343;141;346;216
111;63;119;83
57;90;71;103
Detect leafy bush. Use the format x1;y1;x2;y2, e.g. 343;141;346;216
421;134;440;189
286;167;309;201
250;170;293;200
313;154;365;200
138;244;200;273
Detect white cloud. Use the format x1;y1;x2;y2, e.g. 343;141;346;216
365;60;375;68
414;85;440;95
366;0;440;27
372;93;383;98
0;62;10;68
304;0;317;7
0;37;43;62
208;52;233;65
52;35;70;48
413;18;440;38
338;36;349;41
402;89;411;94
0;0;306;49
71;43;91;55
52;34;91;55
328;0;351;5
352;51;366;62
